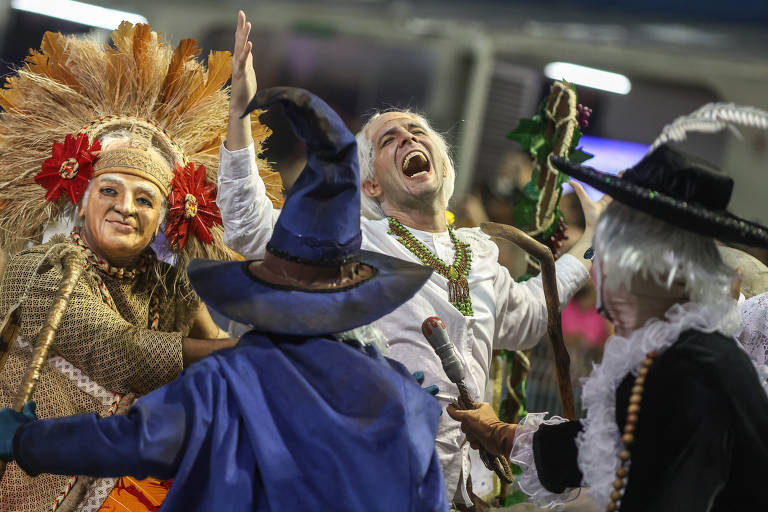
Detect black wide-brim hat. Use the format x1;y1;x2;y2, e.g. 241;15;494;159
550;144;768;248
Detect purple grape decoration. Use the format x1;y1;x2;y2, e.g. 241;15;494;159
577;103;592;129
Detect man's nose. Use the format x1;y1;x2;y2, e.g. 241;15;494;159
399;132;417;146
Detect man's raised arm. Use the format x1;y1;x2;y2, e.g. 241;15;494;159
217;11;279;259
494;182;607;350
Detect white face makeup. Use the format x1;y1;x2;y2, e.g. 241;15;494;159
78;173;164;266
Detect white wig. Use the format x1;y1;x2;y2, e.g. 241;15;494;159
594;202;736;304
356;110;456;219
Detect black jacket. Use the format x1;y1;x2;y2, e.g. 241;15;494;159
533;329;768;511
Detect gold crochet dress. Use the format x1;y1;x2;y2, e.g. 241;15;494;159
0;238;196;511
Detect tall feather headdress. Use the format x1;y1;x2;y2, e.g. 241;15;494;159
0;22;283;265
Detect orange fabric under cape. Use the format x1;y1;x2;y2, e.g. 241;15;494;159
97;477;171;512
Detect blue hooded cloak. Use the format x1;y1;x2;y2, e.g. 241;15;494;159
14;333;447;511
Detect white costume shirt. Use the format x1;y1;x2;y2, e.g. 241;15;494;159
217;143;589;501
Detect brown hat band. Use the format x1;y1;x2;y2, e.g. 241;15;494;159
247;251;376;292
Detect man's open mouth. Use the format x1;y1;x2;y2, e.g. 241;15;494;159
402;150;431;178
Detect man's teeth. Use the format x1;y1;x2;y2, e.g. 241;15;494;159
402;151;426;171
402;151;429;177
409;170;428;177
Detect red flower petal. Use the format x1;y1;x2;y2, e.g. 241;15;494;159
164;161;222;250
35;132;100;205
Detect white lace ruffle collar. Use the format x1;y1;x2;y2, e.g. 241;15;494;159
576;300;743;508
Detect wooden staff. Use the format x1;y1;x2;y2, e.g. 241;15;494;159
481;222;576;420
0;247;85;482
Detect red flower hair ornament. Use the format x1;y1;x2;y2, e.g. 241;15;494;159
35;133;101;204
165;162;222;250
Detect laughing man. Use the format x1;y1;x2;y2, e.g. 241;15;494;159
218;10;605;505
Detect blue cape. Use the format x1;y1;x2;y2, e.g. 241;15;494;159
16;333;447;511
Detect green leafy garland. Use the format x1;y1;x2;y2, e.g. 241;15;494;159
507;86;593;246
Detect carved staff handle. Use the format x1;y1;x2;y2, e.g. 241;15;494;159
0;248;85;482
481;222;576;420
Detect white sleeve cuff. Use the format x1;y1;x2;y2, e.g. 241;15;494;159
510;412;579;509
219;142;257;180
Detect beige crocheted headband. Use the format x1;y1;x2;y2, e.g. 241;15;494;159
92;147;172;196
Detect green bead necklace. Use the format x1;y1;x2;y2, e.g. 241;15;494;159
387;216;473;316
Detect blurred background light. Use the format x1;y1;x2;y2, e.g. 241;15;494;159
563;135;650;200
10;0;146;30
544;62;632;95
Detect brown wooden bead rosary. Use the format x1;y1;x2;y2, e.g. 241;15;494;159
606;350;658;512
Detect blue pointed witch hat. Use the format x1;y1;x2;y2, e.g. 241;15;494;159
187;87;432;335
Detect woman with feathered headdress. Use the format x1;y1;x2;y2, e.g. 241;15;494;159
0;21;281;511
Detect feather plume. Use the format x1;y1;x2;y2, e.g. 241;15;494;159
132;24;160;108
0;75;24;112
183;51;232;111
25;32;80;92
650;103;768;151
158;38;201;121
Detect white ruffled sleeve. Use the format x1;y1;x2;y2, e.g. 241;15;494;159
510;412;580;509
738;292;768;365
737;292;768;395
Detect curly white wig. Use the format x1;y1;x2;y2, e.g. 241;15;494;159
356;110;455;219
594;202;736;304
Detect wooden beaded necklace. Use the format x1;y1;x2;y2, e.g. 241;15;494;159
387;216;473;316
606;350;658;512
70;229;160;329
